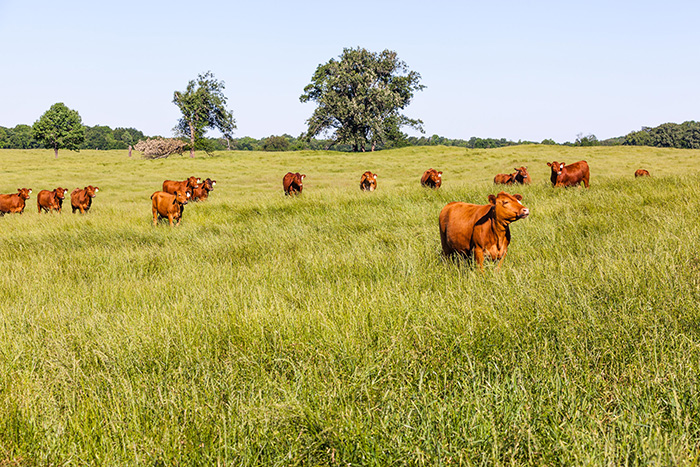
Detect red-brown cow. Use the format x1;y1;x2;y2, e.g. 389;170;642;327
360;171;378;191
439;191;529;270
421;169;442;189
71;186;99;214
37;187;68;213
192;178;216;201
513;166;531;184
162;176;201;197
283;172;305;195
0;188;32;215
493;173;514;185
547;160;590;188
635;169;650;178
151;190;189;226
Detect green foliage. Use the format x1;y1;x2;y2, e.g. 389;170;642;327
261;135;290;151
574;133;599;146
173;71;236;157
31;103;85;158
300;47;425;151
624;121;700;149
0;124;40;149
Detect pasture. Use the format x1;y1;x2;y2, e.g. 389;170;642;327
1;145;699;465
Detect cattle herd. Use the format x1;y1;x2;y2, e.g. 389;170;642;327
0;162;651;269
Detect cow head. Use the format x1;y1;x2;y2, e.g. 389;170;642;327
429;170;442;188
296;173;306;186
18;188;31;199
547;161;565;176
174;191;189;205
55;187;68;199
362;172;378;191
488;192;529;223
85;186;99;198
204;178;216;190
514;166;530;184
186;176;200;188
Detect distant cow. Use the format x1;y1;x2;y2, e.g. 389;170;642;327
163;176;200;197
37;187;68;213
421;169;442;189
493;173;514;185
360;171;378;191
71;186;99;214
151;190;189;226
547;160;590;188
192;178;216;201
635;169;650;178
439;191;529;270
0;188;32;215
513;166;531;184
283;172;305;195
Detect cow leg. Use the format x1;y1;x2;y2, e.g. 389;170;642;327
168;214;174;226
153;209;158;226
496;255;506;271
474;248;485;272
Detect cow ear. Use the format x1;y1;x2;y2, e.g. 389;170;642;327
488;194;496;205
546;162;552;167
373;174;377;179
560;163;565;168
513;194;523;201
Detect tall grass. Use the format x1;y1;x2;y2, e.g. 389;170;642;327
1;146;699;465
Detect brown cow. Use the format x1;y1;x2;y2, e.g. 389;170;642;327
635;169;650;178
162;176;201;197
513;166;531;184
71;186;99;214
421;169;442;189
192;178;216;201
360;171;378;191
283;172;305;195
493;173;514;185
439;191;529;270
37;187;68;213
0;188;32;215
151;190;189;226
547;160;590;188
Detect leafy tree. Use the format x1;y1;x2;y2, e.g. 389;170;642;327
32;103;85;158
173;71;236;157
300;47;425;152
262;135;290;151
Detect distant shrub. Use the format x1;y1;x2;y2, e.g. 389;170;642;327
134;138;187;159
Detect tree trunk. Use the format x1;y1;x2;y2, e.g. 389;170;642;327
128;145;132;157
189;122;196;158
54;144;58;159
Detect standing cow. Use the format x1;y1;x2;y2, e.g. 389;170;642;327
0;188;32;215
71;186;99;213
192;178;216;201
421;169;442;189
547;161;590;188
37;187;68;213
635;169;650;178
439;191;529;270
360;171;378;191
151;190;189;226
283;172;305;195
163;176;201;197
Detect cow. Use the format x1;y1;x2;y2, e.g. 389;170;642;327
421;169;442;189
192;178;216;201
37;187;68;213
0;188;32;215
162;176;201;197
635;169;650;178
71;186;99;214
547;160;590;188
360;171;378;191
512;166;531;184
439;191;529;271
493;173;514;185
151;190;189;226
283;172;305;195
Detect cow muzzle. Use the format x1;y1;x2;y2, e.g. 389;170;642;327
518;208;530;219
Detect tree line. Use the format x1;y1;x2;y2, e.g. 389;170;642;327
0;124;145;151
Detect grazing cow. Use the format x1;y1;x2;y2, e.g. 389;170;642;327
283;172;305;195
360;171;378;191
439;191;529;271
635;169;650;178
162;176;201;197
192;178;216;201
547;160;590;188
421;169;442;189
513;166;531;184
37;187;68;213
493;173;514;185
151;190;189;226
71;186;99;214
0;188;32;215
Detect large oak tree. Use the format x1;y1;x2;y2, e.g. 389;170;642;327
300;47;425;152
32;103;85;158
173;71;236;157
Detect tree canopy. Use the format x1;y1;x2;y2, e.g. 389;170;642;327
173;71;236;157
300;47;425;152
32;103;85;158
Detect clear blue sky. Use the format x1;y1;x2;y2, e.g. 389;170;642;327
1;0;698;143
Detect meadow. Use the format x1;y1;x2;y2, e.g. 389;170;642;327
1;145;699;465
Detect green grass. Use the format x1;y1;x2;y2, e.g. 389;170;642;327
1;146;699;465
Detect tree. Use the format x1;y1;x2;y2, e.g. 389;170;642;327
173;71;236;157
32;103;85;158
262;135;290;151
300;47;425;152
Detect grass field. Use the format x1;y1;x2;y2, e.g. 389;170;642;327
1;145;700;465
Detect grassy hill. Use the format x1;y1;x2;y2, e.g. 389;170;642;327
1;146;699;465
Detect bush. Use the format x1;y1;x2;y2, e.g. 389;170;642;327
134;138;187;159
